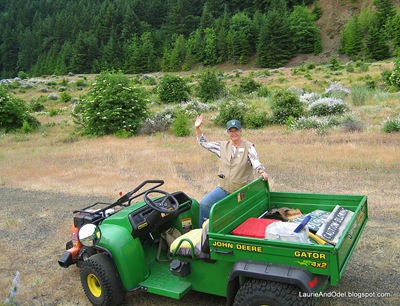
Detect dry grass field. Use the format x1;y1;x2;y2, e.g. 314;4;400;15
1;61;399;305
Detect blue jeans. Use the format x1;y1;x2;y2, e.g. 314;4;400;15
199;187;228;227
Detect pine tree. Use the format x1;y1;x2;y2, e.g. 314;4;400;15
55;41;74;75
203;28;218;65
365;24;391;60
214;12;230;63
70;31;99;74
101;29;123;71
228;12;254;64
256;0;293;68
340;15;364;58
374;0;396;29
288;5;321;54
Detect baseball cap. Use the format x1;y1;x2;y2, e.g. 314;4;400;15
226;119;242;130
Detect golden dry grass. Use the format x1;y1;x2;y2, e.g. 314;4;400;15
0;62;399;305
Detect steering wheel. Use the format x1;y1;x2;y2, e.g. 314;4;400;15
144;190;179;213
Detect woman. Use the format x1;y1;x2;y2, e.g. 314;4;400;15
195;114;269;226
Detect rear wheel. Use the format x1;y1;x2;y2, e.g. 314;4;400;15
233;279;315;306
80;253;126;306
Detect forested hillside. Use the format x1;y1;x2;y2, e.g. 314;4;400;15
0;0;399;78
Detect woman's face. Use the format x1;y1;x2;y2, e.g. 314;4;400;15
227;128;242;141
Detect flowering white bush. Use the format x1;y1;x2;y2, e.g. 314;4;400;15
287;86;304;96
388;59;400;89
290;115;335;130
140;112;174;134
290;112;362;133
325;81;350;97
47;93;59;100
300;92;321;105
308;97;347;116
381;115;400;133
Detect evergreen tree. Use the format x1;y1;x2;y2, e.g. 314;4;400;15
214;12;230;63
288;5;321;54
70;31;99;74
340;15;364;58
17;28;39;73
165;0;202;37
374;0;396;29
365;25;391;60
0;27;19;77
55;41;74;75
200;2;214;31
386;13;400;51
256;0;293;68
203;28;218;65
184;29;203;69
170;35;187;71
228;12;254;64
101;28;124;71
133;0;168;28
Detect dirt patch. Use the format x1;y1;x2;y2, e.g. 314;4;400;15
0;185;398;306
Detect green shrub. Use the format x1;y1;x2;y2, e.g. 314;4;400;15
388;58;400;89
0;86;40;132
21;120;33;133
158;74;190;104
29;100;45;112
257;87;271;97
48;109;56;117
243;107;271;129
60;92;72;102
238;77;261;94
75;79;88;87
17;71;28;79
172;112;191;137
196;68;225;102
382;115;400;133
72;71;148;136
271;90;304;124
381;69;392;85
141;75;157;86
215;100;249;126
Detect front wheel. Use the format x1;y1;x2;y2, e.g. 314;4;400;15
80;253;126;306
233;279;315;306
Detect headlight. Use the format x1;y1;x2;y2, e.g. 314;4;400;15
78;224;101;247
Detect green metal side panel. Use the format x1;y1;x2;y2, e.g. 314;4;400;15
209;178;270;234
206;180;368;287
209;233;334;277
98;223;149;290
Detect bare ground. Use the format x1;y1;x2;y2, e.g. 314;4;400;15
0;181;399;305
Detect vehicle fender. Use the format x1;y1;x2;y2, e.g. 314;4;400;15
97;224;149;290
226;260;328;306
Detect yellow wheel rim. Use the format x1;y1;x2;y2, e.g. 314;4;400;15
87;273;102;298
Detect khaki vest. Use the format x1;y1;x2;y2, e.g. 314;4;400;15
218;140;255;194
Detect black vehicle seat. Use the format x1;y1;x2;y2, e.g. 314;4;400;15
169;219;210;259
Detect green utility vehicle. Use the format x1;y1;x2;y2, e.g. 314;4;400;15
59;178;368;306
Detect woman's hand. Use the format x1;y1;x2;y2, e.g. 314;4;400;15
195;114;204;128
